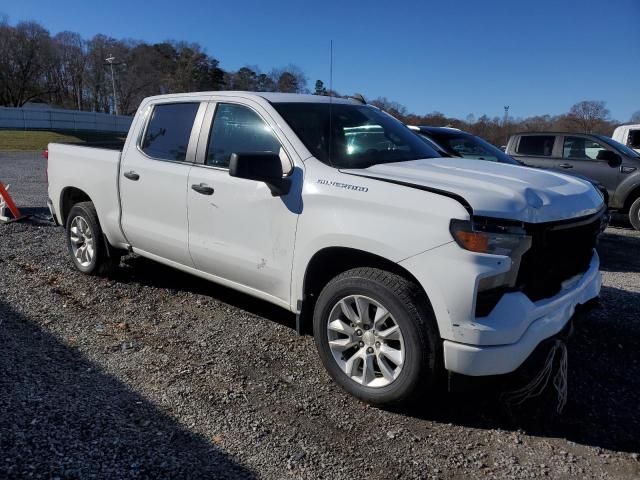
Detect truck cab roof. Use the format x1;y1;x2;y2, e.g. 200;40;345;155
143;91;360;105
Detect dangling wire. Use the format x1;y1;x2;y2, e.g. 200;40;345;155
501;339;568;414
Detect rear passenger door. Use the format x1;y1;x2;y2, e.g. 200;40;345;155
120;101;205;266
558;135;620;196
511;134;558;168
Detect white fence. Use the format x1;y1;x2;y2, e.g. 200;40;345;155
0;106;132;134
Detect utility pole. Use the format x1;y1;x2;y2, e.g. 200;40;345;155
504;105;510;145
105;54;118;115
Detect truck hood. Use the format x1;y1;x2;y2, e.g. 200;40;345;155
342;158;605;223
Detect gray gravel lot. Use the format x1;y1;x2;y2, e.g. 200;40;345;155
1;151;639;479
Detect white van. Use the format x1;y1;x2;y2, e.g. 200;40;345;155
613;124;640;153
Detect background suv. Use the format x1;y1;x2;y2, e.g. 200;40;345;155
506;132;640;230
410;126;610;215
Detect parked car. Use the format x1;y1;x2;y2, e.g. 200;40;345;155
506;132;640;230
47;92;606;406
410;126;610;205
612;124;640;153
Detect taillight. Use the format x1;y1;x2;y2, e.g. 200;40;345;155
42;149;48;159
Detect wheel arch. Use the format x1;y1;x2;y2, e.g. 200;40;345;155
296;246;435;335
622;183;640;213
60;186;92;226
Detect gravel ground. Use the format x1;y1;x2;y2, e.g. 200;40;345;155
1;151;639;479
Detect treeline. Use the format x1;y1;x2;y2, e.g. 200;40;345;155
0;19;307;115
1;18;636;146
372;97;629;147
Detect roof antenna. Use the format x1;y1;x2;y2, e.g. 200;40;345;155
328;39;334;166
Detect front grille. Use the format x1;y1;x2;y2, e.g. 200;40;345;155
516;209;604;302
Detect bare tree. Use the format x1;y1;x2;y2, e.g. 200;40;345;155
270;65;307;93
568;100;610;133
51;31;87;109
630;110;640;123
0;21;55;106
370;97;407;117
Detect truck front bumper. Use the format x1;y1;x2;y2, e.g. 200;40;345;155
442;252;601;377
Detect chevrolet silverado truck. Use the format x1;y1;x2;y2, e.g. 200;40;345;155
47;92;606;405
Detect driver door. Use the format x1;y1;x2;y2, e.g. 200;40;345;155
558;135;620;197
187;100;301;305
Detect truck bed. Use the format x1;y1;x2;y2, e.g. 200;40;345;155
47;142;127;247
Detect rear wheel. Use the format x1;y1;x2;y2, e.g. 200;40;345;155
313;267;438;406
629;197;640;231
65;201;120;275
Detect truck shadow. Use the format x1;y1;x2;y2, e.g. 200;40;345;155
0;300;257;479
400;284;640;454
106;245;639;454
114;255;297;331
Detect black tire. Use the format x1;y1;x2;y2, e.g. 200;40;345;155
65;201;120;275
313;267;439;406
629;196;640;231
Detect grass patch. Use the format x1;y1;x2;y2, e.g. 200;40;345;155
0;130;125;151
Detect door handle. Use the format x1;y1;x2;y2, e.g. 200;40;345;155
191;183;214;195
558;163;573;169
124;171;140;181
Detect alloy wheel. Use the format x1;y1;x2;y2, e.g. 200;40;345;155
326;295;405;388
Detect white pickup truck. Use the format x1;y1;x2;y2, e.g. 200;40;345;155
613;124;640;153
47;92;606;405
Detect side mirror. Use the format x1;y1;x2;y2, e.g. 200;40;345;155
229;152;291;196
596;150;622;167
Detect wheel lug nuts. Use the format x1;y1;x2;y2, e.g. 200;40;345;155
356;329;362;336
367;347;374;354
375;341;380;348
359;341;364;347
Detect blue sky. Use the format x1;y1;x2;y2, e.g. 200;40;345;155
2;0;639;121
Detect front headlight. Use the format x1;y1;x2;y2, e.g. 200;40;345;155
449;219;531;258
451;218;533;312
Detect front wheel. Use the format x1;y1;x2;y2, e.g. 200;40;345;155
313;267;438;406
629;197;640;231
65;201;120;275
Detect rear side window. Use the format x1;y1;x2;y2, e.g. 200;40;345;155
629;130;640;149
206;103;282;168
141;103;200;161
516;135;555;156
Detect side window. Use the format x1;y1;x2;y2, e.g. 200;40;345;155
448;138;498;161
516;136;556;156
206;103;282;168
344;126;410;156
629;130;640;149
563;136;608;160
141;103;200;161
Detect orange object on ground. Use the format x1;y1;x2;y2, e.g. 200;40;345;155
0;183;24;223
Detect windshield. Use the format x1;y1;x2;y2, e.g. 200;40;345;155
424;131;521;165
595;135;640;158
272;103;440;168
